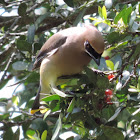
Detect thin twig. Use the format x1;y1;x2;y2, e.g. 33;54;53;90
0;109;60;131
0;52;16;83
122;56;140;88
0;0;49;45
0;17;20;44
110;42;139;81
0;117;37;131
119;0;139;4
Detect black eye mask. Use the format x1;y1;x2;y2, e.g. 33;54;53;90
84;40;102;66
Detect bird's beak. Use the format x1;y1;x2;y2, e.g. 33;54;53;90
84;41;101;66
91;54;101;66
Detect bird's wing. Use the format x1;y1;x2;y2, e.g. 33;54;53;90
32;34;67;70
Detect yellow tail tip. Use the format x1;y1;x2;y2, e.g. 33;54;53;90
30;109;40;114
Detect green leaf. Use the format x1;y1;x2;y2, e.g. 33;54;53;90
50;100;60;112
89;17;100;21
25;72;39;83
64;0;74;7
106;60;114;70
114;7;126;24
41;130;47;140
51;87;72;98
27;24;36;43
122;6;132;25
96;75;109;90
67;98;75;113
73;8;86;26
94;21;102;26
98;6;103;18
3;128;14;140
102;6;107;19
107;32;120;44
12;61;28;71
36;13;51;28
139;4;140;14
0;113;10;121
85;67;97;85
112;54;122;70
18;3;27;16
51;114;62;140
102;107;114;121
66;136;75;140
137;76;140;90
130;44;140;61
103;19;111;26
16;39;32;52
42;94;60;102
114;6;132;25
12;96;19;106
43;109;51;120
114;61;120;70
73;121;86;137
96;134;109;140
108;107;122;122
26;129;36;139
101;126;124;140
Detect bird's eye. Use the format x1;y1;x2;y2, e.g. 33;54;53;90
84;40;90;47
84;40;101;59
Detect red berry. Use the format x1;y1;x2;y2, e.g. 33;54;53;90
104;56;110;60
105;89;113;96
108;74;115;80
105;97;113;105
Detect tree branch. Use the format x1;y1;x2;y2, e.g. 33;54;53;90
0;52;16;84
110;42;140;81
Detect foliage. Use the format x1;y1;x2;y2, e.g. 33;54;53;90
0;0;140;140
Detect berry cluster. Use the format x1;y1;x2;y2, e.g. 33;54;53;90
104;89;113;105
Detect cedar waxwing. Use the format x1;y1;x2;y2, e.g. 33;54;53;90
31;24;105;112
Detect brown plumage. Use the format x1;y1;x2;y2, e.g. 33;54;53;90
31;24;105;112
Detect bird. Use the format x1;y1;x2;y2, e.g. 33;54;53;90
31;24;105;113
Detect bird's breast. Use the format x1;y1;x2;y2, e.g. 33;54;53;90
49;44;91;77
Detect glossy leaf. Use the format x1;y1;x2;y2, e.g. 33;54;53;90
3;128;14;140
51;87;72;98
98;6;103;18
26;129;36;139
51;114;62;140
102;6;107;19
43;109;51;120
27;24;36;43
0;113;10;121
108;107;122;122
137;76;140;89
122;6;132;25
16;39;32;52
41;130;47;140
12;61;28;71
67;98;75;113
102;125;124;140
106;60;114;70
114;7;126;24
114;6;132;25
42;94;60;102
64;0;74;7
18;3;27;16
73;8;86;26
12;96;19;106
